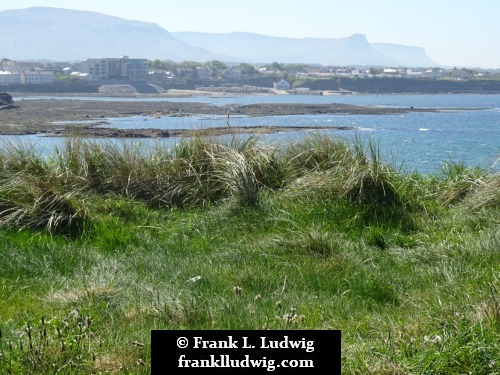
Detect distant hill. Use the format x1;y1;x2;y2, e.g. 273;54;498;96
0;7;438;67
371;43;437;68
173;32;438;67
0;7;233;61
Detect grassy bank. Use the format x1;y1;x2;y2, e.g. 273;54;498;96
0;136;498;374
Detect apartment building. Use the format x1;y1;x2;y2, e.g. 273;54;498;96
0;71;22;85
0;70;55;85
21;69;55;84
80;56;149;81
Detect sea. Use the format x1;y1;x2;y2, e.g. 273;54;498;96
6;94;500;174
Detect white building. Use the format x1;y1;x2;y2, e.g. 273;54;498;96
62;67;73;76
70;72;92;81
0;71;22;85
383;68;399;75
22;70;55;85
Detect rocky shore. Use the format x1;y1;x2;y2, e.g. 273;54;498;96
0;97;447;138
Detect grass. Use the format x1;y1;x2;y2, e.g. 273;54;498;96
0;135;498;374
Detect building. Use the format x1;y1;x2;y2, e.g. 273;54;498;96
450;68;472;80
80;56;149;81
81;59;107;81
383;68;399;76
196;67;213;81
423;68;445;79
0;71;22;85
21;69;55;85
225;69;242;81
62;67;73;76
274;80;291;90
121;57;149;81
70;72;92;81
174;67;195;80
406;70;423;78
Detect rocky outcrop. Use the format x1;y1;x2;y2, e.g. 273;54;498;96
0;92;13;105
98;84;138;95
0;92;17;110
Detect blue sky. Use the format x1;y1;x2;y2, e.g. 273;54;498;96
1;0;499;68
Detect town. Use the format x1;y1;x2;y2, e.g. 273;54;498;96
1;55;500;94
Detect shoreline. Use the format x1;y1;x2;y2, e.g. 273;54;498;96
10;89;500;98
42;125;356;139
0;96;474;138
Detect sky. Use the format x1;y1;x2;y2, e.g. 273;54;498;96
1;0;499;68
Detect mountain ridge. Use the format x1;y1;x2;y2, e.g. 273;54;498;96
173;31;438;67
0;7;438;66
0;7;233;61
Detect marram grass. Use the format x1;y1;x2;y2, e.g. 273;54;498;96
0;135;498;374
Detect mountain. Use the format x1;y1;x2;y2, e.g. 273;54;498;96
0;7;233;61
0;7;438;67
171;32;393;65
173;32;438;67
372;43;437;67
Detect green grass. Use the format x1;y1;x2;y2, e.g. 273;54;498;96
0;136;498;374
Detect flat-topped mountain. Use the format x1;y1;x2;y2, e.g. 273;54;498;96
1;7;438;66
173;32;438;67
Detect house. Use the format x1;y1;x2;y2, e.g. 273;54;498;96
383;68;399;75
149;70;172;83
174;67;195;80
258;67;277;76
450;68;472;80
351;69;368;77
196;67;213;81
70;72;92;81
225;69;242;81
62;67;73;76
274;79;291;90
406;70;423;78
423;68;445;79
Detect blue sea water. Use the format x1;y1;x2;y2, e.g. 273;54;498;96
7;94;500;174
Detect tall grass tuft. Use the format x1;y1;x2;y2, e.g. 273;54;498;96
207;146;260;207
160;138;233;207
342;137;416;229
462;173;500;211
439;161;486;205
226;136;287;191
0;139;88;235
0;139;48;175
0;172;87;235
343;141;398;205
284;134;353;177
